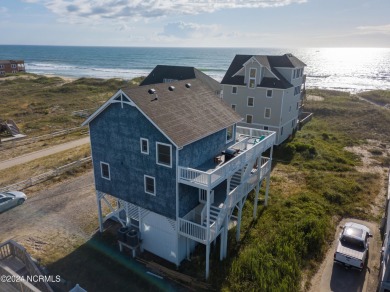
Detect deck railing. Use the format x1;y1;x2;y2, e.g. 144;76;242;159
178;128;275;189
180;157;272;243
0;240;53;292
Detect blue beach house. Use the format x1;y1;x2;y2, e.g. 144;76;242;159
82;78;275;279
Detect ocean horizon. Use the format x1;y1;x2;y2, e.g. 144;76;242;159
1;45;390;93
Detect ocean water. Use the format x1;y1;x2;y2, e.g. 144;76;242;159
1;45;390;93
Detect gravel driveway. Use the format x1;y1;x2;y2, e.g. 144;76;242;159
0;171;97;263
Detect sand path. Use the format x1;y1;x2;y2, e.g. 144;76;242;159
0;136;90;171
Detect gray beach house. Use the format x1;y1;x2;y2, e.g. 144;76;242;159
221;54;306;145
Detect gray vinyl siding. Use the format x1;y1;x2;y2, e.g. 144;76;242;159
90;102;177;219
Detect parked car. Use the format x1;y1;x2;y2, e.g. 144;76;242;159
334;222;372;271
0;191;27;213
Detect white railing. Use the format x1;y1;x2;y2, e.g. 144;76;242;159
178;129;275;188
179;157;272;243
178;218;207;242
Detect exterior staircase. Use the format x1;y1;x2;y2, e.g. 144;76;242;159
202;205;221;227
229;169;242;191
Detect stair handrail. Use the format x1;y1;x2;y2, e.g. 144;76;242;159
209;158;271;241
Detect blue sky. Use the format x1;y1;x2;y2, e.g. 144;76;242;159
0;0;389;47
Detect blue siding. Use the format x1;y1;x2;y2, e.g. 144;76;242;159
178;126;236;217
90;102;177;219
179;126;236;168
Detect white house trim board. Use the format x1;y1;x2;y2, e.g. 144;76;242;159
81;90;135;126
156;142;173;168
144;175;156;196
140;138;149;154
100;162;111;180
82;91;179;149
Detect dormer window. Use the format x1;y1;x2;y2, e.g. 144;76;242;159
249;68;256;88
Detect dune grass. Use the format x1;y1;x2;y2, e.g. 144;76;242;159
208;90;388;291
0;74;143;137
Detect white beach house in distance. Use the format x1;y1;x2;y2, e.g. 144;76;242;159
221;54;307;145
82;76;275;279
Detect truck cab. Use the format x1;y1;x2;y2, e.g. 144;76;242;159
334;222;372;271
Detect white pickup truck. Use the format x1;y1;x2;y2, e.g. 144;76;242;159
334;222;372;271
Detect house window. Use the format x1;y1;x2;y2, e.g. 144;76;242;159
140;138;149;154
246;115;253;124
231;104;236;111
294;86;301;95
264;108;271;119
264;126;269;130
247;97;254;107
267;89;272;98
281;127;284;135
226;125;234;143
144;175;156;196
249;68;256;88
0;65;4;69
11;64;16;68
100;162;110;180
156;142;172;167
232;86;237;94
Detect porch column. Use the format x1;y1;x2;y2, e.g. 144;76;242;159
236;201;243;242
224;214;229;258
96;191;103;232
205;180;211;279
264;173;271;206
187;238;191;260
220;230;224;261
253;154;263;219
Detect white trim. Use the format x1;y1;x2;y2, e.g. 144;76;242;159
246;114;253;124
100;162;111;181
82;90;179;148
247;96;254;107
264;108;271;119
144;175;156;196
248;68;257;89
82;90;135;126
156;142;172;168
140;138;149;155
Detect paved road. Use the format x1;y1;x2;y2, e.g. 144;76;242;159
0;136;90;171
310;218;380;292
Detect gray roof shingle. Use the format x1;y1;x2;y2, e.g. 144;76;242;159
121;79;241;147
221;54;306;89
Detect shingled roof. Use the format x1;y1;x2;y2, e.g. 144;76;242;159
221;54;306;89
83;79;241;148
140;65;221;94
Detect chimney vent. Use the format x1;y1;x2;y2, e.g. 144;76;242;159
168;86;175;91
185;83;191;88
148;88;156;94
